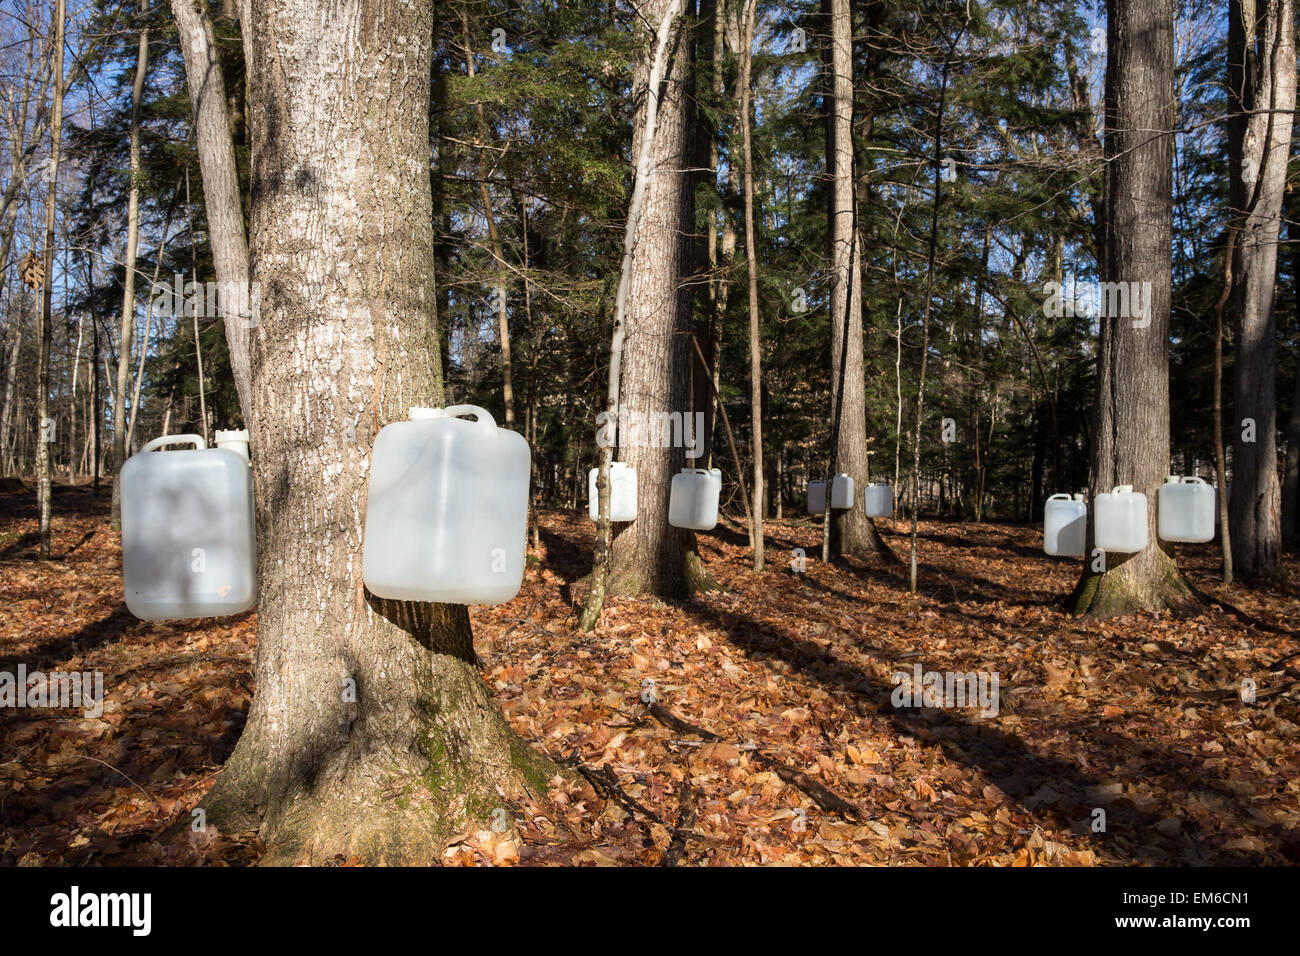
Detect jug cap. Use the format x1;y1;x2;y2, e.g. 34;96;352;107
408;407;443;420
1165;475;1179;483
1073;493;1084;500
1113;484;1134;494
214;429;251;462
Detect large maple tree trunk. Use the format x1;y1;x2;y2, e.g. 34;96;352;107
825;0;890;561
202;0;555;864
1226;0;1294;578
1071;0;1197;616
606;0;712;598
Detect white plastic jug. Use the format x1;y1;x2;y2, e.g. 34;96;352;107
807;475;854;514
214;428;250;462
1158;475;1215;543
863;482;894;518
669;467;721;530
120;434;257;621
588;461;637;522
1094;485;1148;553
830;473;855;509
1043;493;1087;557
363;405;529;605
807;480;827;515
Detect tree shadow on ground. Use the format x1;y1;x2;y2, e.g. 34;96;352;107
679;594;1285;865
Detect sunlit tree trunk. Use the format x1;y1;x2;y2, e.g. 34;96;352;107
1071;0;1198;616
202;0;556;863
35;0;67;559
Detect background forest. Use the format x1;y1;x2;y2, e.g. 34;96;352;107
4;0;1294;539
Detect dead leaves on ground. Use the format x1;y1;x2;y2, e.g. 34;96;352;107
2;487;1298;866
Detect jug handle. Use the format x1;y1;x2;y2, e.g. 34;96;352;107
1047;493;1070;501
139;434;206;453
1181;476;1206;485
442;404;496;429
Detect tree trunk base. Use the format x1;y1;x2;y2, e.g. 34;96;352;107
198;657;562;865
1070;547;1201;618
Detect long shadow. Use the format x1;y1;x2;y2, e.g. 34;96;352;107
679;596;1283;865
0;531;39;559
920;529;1047;561
538;523;592;608
0;602;138;672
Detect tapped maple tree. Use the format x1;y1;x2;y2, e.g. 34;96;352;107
199;0;555;863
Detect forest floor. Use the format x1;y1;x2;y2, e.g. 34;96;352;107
1;483;1298;866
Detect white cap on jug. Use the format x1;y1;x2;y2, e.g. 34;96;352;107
214;429;250;462
408;407;444;420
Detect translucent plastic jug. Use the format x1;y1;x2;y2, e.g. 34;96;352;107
588;461;637;522
363;405;529;605
807;480;827;515
120;434;257;621
1043;493;1086;557
1094;485;1148;553
863;482;894;518
1158;475;1214;543
808;475;854;514
830;473;855;509
669;467;721;530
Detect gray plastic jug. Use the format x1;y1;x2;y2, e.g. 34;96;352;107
120;434;257;620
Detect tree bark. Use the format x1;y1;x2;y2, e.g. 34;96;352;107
202;0;557;863
738;0;763;571
825;0;890;561
1071;0;1198;616
36;0;66;559
603;0;711;599
170;0;253;423
1226;0;1294;578
0;327;20;477
461;16;515;426
1282;211;1300;542
111;0;150;524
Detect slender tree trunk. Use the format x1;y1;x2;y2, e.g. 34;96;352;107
1071;0;1198;616
907;30;961;593
738;0;763;571
201;0;557;863
1215;230;1237;582
127;205;176;452
36;0;66;559
69;309;82;478
0;326;20;477
461;17;515;426
1226;0;1294;578
171;0;253;423
825;0;890;562
111;0;150;523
